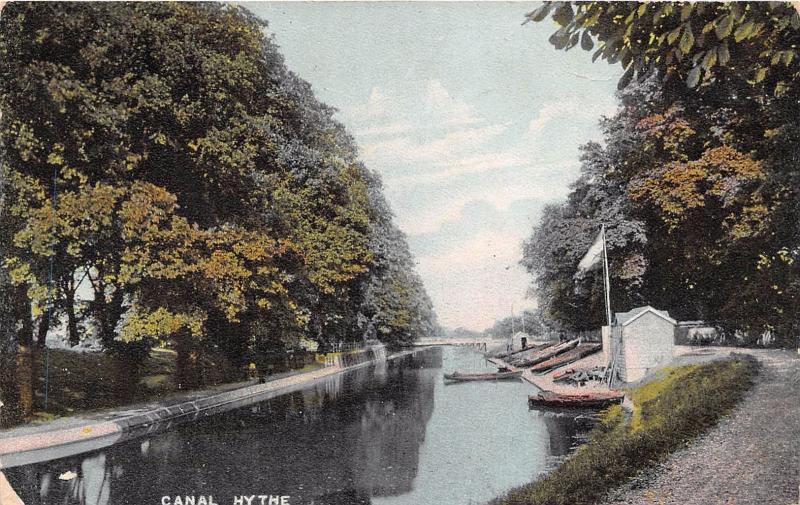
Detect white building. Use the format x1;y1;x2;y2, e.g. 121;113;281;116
603;306;676;383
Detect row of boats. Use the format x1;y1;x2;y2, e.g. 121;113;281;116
443;338;625;409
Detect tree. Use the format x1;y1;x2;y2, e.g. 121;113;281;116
521;2;800;345
0;2;437;419
483;310;546;339
525;2;800;94
521;129;648;331
359;172;439;348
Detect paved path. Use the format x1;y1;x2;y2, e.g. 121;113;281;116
606;348;800;505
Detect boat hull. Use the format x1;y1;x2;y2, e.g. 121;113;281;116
509;339;580;368
530;343;602;374
444;371;523;382
494;342;552;360
527;390;625;409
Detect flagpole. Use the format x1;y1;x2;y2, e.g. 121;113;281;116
601;224;613;327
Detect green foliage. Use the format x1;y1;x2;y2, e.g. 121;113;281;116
359;173;439;348
0;1;436;404
521;139;648;331
495;357;757;505
522;3;800;343
525;2;800;95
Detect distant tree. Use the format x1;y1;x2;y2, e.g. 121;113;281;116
444;327;483;340
359;172;439;348
483;310;547;339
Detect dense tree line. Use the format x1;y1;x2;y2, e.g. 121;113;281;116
0;2;437;425
522;2;799;346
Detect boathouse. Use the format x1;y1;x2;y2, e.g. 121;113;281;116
603;306;676;383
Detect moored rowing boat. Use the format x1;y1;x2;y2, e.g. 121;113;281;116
553;366;606;383
494;342;552;360
527;389;625;409
443;370;523;381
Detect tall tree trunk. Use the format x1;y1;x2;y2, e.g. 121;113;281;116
174;329;198;390
65;289;80;346
0;275;22;427
93;285;124;350
0;352;20;427
94;287;148;402
35;311;49;349
105;289;124;348
13;285;34;419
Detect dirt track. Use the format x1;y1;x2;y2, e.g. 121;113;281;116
605;348;800;505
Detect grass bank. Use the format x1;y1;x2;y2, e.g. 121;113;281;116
494;356;758;505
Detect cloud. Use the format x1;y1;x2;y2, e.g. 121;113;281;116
386;151;525;187
357;93;618;192
391;159;577;236
347;86;398;123
363;122;507;164
413;227;539;329
526;102;583;137
355;121;415;137
385;150;578;190
416;229;521;274
338;80;615;330
423;80;483;128
344;79;485;135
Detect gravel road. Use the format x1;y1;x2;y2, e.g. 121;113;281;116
605;348;800;505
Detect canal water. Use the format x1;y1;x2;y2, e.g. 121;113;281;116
4;346;590;505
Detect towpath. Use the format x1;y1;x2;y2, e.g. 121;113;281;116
605;348;800;505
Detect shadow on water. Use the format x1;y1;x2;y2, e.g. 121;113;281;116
5;347;592;505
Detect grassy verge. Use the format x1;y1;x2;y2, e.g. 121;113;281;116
494;356;758;505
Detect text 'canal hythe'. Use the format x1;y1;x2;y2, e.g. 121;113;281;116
161;496;291;505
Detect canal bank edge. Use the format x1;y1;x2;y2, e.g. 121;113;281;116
492;351;770;505
0;345;423;469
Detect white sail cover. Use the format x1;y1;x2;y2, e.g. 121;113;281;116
577;229;604;272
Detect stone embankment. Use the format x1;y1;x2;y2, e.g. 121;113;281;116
0;344;416;469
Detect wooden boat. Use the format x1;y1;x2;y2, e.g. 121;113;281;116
494;342;552;359
509;339;580;368
443;370;523;382
530;343;602;374
528;390;625;409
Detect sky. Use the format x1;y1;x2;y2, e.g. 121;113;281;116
243;2;623;331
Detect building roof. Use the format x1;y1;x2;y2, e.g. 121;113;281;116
615;306;677;327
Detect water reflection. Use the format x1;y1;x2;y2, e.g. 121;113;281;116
6;351;439;505
542;413;580;457
5;347;591;505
